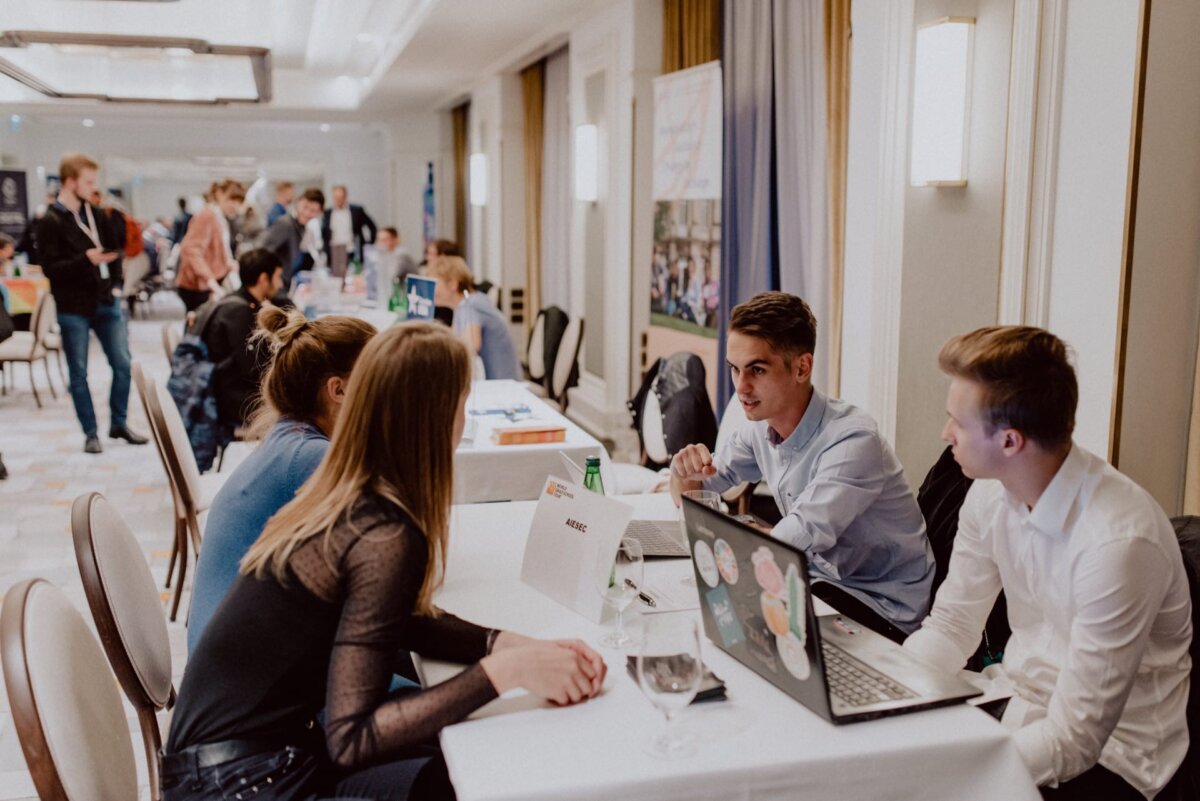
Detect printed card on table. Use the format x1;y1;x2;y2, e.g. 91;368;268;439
520;477;633;623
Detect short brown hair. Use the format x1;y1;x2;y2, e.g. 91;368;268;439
938;326;1077;449
425;255;474;292
211;178;246;202
729;291;817;360
248;307;376;433
300;187;325;207
430;239;462;258
59;153;98;182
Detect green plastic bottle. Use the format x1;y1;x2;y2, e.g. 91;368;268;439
583;456;605;495
583;456;615;586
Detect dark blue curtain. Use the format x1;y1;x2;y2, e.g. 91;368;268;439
717;0;780;413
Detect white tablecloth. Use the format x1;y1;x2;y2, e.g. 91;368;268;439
454;380;610;503
429;494;1040;801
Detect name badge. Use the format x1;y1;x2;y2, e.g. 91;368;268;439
98;262;110;280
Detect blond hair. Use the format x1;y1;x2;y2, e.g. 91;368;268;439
425;255;474;292
938;326;1077;449
59;153;98;182
242;322;472;615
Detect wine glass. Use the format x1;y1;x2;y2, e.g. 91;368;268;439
597;538;644;648
679;489;720;586
637;615;703;759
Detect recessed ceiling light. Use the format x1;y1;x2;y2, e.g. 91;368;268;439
319;123;331;133
9;114;20;124
82;118;95;127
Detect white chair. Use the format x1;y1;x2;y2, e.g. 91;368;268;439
524;309;547;385
547;315;584;411
133;362;225;620
611;387;669;494
1;578;140;801
71;492;175;801
0;291;57;407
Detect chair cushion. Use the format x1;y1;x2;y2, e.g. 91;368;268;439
612;462;664;495
88;496;174;709
0;332;39;360
20;581;139;801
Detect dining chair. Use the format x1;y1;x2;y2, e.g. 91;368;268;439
133;361;224;620
1;578;140;801
70;492;175;801
0;291;57;407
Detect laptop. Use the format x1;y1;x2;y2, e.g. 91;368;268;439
681;496;980;723
558;453;689;558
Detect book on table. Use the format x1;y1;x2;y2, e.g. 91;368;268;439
490;425;567;445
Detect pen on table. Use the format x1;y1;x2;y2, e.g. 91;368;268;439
625;579;656;608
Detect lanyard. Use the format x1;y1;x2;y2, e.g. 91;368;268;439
62;201;102;249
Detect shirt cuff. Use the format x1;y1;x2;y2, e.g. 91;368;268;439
771;514;811;552
902;626;967;673
1011;720;1057;787
700;472;734;496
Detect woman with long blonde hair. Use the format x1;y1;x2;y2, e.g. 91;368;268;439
163;322;606;801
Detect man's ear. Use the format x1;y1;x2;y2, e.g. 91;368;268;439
794;352;814;384
999;427;1026;457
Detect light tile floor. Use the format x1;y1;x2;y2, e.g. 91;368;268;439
0;296;191;801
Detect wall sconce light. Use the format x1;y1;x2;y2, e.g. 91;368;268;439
574;124;599;202
469;152;488;207
910;17;975;187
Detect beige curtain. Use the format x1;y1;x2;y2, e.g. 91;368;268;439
824;0;850;396
663;0;721;73
521;60;546;329
450;103;469;250
1186;340;1200;513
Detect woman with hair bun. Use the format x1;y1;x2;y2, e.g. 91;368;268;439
186;307;377;653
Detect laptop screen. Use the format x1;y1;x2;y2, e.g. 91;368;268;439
681;496;831;718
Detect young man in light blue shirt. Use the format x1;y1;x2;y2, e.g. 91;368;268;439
671;291;934;641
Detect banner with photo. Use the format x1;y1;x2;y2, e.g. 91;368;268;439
0;169;29;240
650;61;721;338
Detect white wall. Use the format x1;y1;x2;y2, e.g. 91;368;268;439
565;0;661;438
0;113;393;226
891;0;1014;480
1116;0;1200;514
1042;1;1139;457
387;114;442;256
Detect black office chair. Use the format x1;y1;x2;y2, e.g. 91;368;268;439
916;446;1009;670
1161;515;1200;801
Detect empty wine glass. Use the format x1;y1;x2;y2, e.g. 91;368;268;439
638;615;703;758
597;538;644;648
679;489;720;586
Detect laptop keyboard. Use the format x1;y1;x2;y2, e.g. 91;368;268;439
624;520;689;557
821;641;918;708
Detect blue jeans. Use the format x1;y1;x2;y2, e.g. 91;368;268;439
57;297;132;437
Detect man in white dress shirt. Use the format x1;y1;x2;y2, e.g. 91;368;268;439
905;326;1191;800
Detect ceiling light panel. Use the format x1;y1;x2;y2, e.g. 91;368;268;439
0;31;270;104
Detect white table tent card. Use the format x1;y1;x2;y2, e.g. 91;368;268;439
520;477;632;623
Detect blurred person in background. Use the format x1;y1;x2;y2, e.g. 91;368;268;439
266;180;294;227
176;178;244;313
426;255;520;380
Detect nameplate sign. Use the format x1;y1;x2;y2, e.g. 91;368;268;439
520;477;632;623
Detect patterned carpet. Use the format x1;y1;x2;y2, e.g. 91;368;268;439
0;295;191;801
